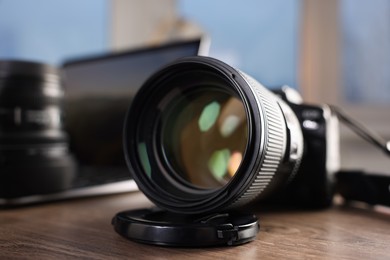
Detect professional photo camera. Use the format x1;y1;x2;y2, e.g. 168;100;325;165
123;56;339;213
113;56;344;246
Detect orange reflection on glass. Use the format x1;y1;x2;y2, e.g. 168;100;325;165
228;151;243;177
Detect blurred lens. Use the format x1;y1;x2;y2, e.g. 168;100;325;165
161;87;248;189
0;60;75;198
124;56;303;214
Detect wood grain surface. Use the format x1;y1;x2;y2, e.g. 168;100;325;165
1;192;389;260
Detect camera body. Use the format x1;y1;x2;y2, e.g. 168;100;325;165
268;87;340;208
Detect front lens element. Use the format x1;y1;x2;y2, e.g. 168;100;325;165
161;88;248;189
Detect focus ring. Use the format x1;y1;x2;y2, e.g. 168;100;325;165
229;72;287;208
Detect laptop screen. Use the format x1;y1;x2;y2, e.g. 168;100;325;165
63;39;204;174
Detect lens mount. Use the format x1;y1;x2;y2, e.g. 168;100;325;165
124;56;301;214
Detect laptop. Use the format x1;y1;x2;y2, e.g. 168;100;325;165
0;38;209;206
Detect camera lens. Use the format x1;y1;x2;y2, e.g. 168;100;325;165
0;60;75;198
161;86;248;189
124;56;303;214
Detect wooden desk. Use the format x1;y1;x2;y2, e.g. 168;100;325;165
1;192;389;259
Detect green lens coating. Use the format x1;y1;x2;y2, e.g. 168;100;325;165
198;101;220;132
161;88;248;189
138;143;152;178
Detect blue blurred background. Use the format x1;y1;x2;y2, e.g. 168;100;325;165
0;0;389;104
0;0;108;64
0;0;300;89
179;0;301;88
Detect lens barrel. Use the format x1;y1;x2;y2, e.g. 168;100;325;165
124;56;303;214
0;60;75;198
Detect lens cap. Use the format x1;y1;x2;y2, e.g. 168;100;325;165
112;207;260;247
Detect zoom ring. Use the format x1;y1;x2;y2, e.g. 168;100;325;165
229;72;287;208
